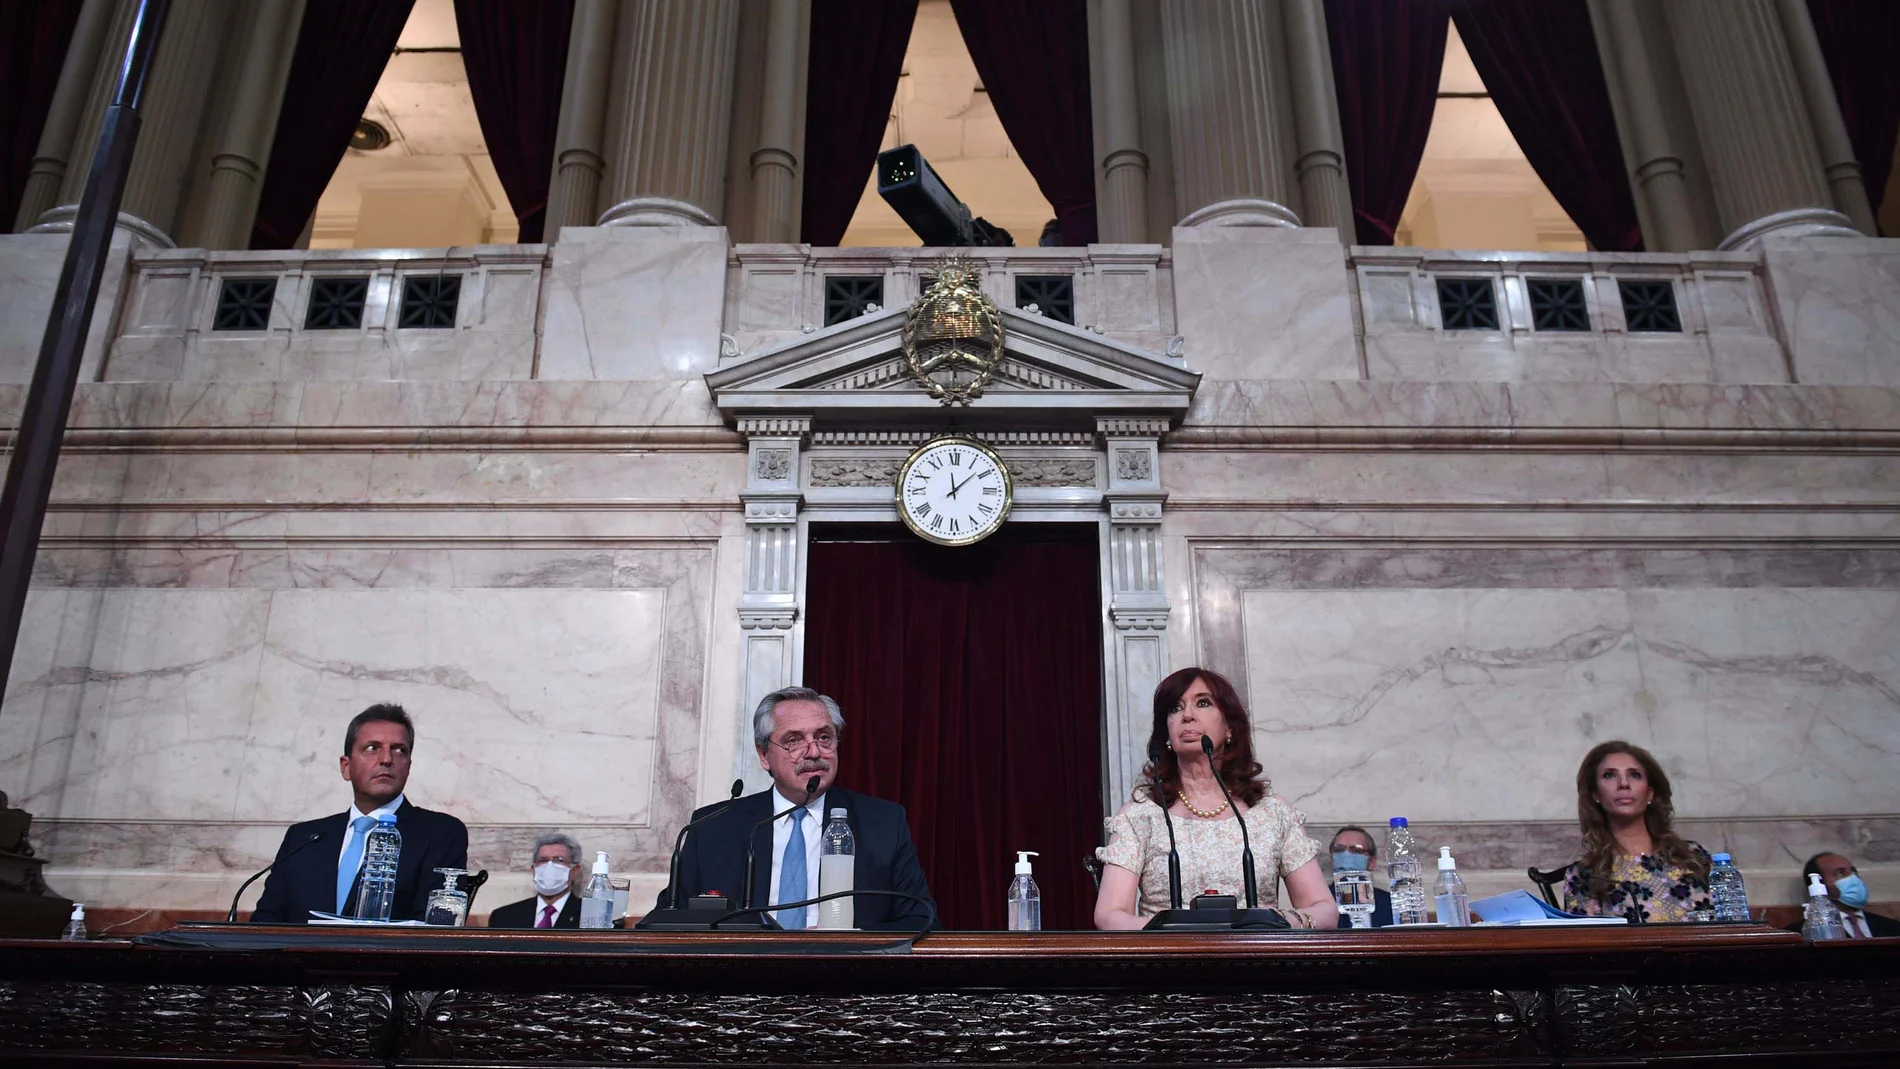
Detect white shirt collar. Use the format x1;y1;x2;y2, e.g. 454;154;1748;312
770;787;825;826
348;793;405;824
537;891;572;914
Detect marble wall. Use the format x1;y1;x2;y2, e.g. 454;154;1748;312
2;228;1898;918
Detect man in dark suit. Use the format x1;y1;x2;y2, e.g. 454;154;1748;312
487;833;585;929
251;703;469;924
1792;852;1899;938
648;686;935;931
1329;825;1395;929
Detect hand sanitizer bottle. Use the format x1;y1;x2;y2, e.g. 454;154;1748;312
60;903;86;941
1434;846;1470;927
580;851;614;929
1008;851;1041;931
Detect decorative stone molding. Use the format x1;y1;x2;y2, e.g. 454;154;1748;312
1176;199;1302;229
735;416;812;438
1107;498;1164;522
1113;448;1153;483
1110;607;1171;631
1097;418;1171;437
1010;458;1099;488
755;448;792;482
808;457;904;488
739;607;797;631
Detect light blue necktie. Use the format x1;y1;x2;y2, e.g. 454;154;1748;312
777;807;808;930
336;815;376;913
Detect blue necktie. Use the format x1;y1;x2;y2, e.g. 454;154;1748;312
336;815;376;913
777;807;808;930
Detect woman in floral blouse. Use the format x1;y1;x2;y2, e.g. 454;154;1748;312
1562;740;1713;922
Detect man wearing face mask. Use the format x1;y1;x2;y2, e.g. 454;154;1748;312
1329;826;1394;928
1789;852;1898;938
487;834;584;929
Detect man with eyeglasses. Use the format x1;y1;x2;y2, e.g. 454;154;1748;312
651;686;936;931
1328;825;1394;928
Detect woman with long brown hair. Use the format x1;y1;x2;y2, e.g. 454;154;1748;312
1092;667;1337;930
1563;740;1713;922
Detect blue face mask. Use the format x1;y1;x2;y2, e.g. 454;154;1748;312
1332;851;1371;873
1836;873;1869;909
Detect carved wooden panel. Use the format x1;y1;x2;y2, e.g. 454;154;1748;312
0;981;390;1059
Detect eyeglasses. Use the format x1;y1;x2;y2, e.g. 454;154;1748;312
1333;843;1373;855
770;731;838;754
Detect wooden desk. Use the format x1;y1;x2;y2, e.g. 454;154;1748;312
1;925;1895;1065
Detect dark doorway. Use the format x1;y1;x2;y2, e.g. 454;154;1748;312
804;523;1105;930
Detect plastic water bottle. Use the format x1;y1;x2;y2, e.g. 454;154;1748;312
1708;852;1751;922
1385;818;1427;925
1334;869;1374;928
580;851;614;929
1008;851;1041;931
1434;846;1470;927
817;809;856;930
1802;872;1845;941
351;814;401;921
60;903;86;941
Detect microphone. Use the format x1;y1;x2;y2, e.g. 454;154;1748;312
666;778;745;910
1201;735;1258;909
1155;793;1184;910
741;774;822;918
227;831;323;923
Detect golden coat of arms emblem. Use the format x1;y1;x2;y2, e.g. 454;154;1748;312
902;259;1004;405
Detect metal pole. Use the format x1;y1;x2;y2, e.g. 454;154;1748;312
0;0;172;702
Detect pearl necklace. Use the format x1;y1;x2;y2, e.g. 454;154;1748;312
1180;794;1230;819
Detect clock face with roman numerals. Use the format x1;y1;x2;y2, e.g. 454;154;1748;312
895;436;1014;546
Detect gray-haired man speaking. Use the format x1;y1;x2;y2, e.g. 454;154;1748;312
648;687;936;931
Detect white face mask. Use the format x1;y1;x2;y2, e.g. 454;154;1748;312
533;860;573;896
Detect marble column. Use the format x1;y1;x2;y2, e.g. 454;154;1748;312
1588;0;1714;252
1095;0;1149;244
733;417;808;791
1099;419;1173;810
189;0;304;250
12;0;117;232
1663;0;1858;249
1158;0;1301;228
597;0;742;227
1774;0;1876;236
545;0;619;238
1281;0;1352;243
747;0;802;243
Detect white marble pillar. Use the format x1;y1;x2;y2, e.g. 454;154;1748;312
546;0;619;238
746;0;803;244
1099;419;1172;809
189;0;304;250
1094;0;1149;244
1158;0;1301;228
1773;0;1877;236
734;417;809;790
1664;0;1859;249
1281;0;1352;244
12;0;117;232
597;0;742;227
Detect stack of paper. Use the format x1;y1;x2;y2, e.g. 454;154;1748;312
1469;889;1628;927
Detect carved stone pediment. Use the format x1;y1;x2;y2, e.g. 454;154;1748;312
705;306;1199;428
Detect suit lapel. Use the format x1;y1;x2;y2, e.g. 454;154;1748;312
746;791;777;910
558;895;582;928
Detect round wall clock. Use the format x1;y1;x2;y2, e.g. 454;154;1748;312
895;435;1013;546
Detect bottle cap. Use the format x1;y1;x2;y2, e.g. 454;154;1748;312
1438;846;1456;870
69;903;84;920
1712;852;1731;863
377;813;397;824
592;850;610;876
1389;817;1408;828
830;808;847;819
1808;872;1828;897
1015;850;1038;875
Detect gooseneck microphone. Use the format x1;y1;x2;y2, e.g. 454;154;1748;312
1154;793;1185;910
740;774;823;916
1201;734;1258;908
227;831;322;922
666;778;745;910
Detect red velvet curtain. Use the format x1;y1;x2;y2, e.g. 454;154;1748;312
454;0;573;243
1325;0;1450;245
949;0;1097;245
804;527;1105;931
1;0;82;232
250;0;416;249
1451;0;1642;251
1807;0;1900;226
801;0;917;246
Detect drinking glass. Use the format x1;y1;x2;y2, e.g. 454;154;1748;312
425;868;471;926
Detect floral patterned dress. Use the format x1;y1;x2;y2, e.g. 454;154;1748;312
1561;843;1714;923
